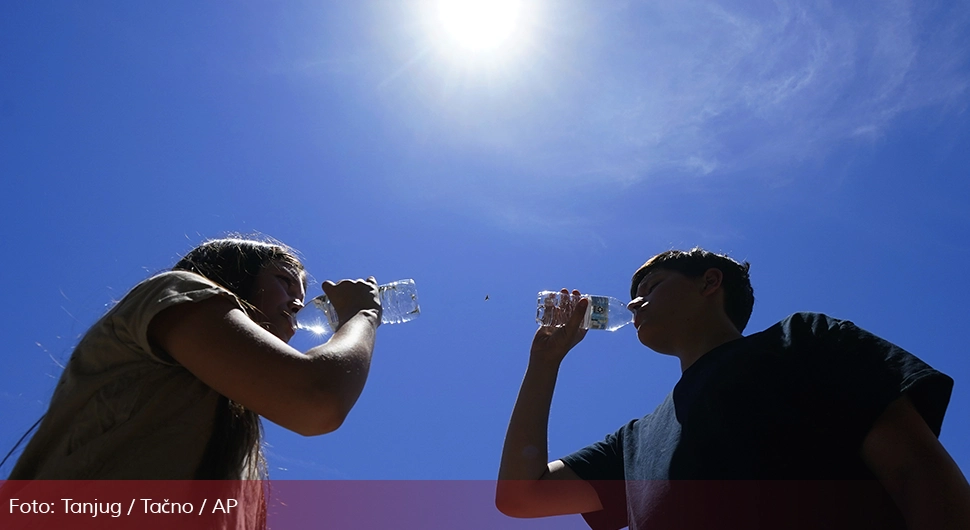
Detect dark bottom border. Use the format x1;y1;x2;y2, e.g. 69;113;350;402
1;480;901;529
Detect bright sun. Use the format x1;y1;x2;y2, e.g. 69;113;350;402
436;0;522;52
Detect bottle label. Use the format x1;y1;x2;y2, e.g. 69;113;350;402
588;295;609;330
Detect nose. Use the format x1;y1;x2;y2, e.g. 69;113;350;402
289;298;305;314
627;297;643;311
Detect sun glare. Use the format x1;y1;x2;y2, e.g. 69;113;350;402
437;0;522;52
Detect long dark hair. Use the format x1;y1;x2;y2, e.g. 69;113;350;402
172;236;306;481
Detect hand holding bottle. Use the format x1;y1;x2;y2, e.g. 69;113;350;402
320;277;382;330
536;290;632;331
530;289;589;366
299;279;420;336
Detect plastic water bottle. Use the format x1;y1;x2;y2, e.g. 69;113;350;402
298;279;420;336
536;291;632;332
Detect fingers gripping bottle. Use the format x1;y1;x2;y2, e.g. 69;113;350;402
536;291;632;332
298;279;420;336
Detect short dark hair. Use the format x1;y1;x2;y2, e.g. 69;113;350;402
631;248;755;332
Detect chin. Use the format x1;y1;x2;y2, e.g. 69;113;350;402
636;328;673;355
635;326;655;347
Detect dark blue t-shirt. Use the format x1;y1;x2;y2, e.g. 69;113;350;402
560;313;953;529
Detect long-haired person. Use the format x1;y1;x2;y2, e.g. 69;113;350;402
7;236;381;484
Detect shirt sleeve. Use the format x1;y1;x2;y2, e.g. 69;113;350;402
109;270;246;365
560;422;632;530
786;312;954;447
832;318;953;438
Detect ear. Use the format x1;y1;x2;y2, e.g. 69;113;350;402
699;268;723;297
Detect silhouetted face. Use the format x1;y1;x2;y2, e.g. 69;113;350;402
627;269;706;355
247;261;306;342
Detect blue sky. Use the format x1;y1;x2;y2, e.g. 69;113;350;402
2;0;968;503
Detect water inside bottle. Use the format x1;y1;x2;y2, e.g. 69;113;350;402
536;291;590;329
296;296;334;336
536;291;632;331
379;279;420;324
295;279;420;338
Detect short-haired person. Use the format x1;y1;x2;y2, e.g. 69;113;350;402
497;248;970;529
7;236;382;483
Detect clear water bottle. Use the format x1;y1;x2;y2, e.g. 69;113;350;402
536;291;632;332
298;279;420;336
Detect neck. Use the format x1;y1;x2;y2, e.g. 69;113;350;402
675;316;743;372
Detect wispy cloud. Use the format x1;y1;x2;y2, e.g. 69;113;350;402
562;0;970;180
402;1;967;175
374;0;969;232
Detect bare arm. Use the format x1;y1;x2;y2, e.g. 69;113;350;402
862;394;970;529
496;293;603;518
148;278;381;436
